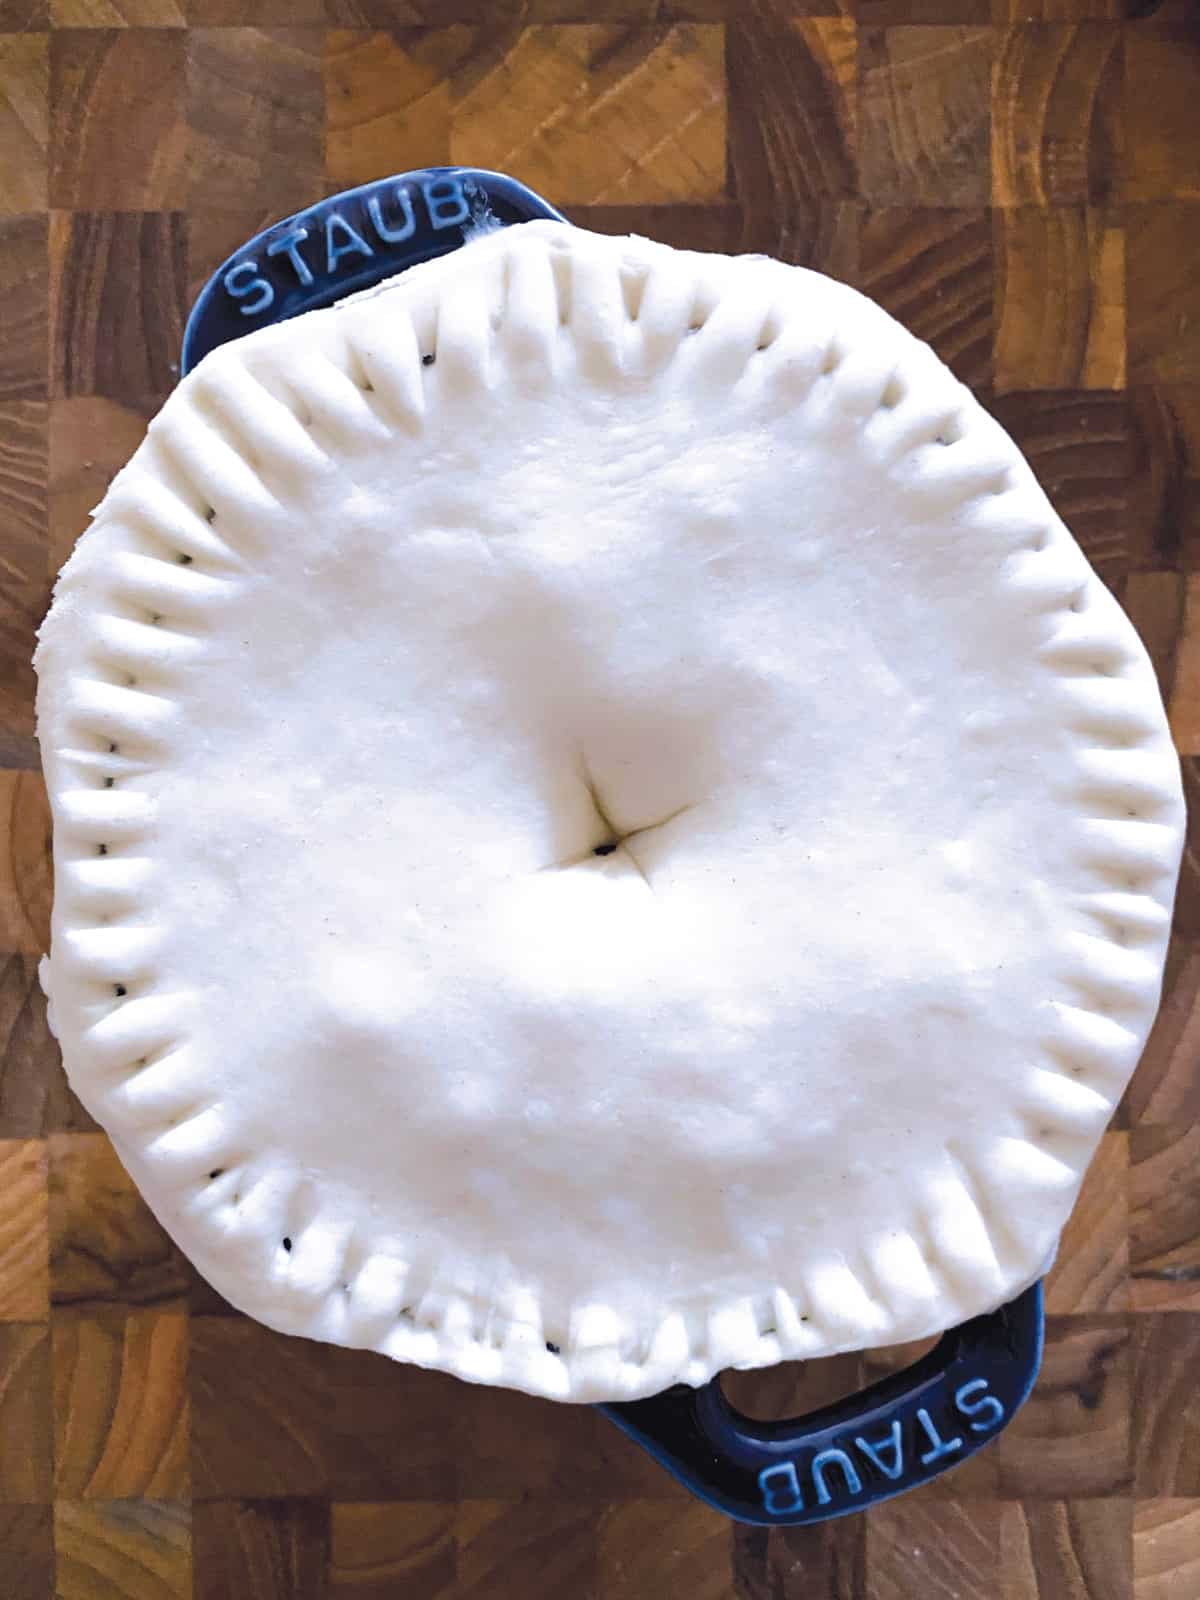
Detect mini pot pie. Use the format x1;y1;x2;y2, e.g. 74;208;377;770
36;219;1184;1404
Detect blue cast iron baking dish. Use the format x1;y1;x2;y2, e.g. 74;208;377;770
184;165;1045;1528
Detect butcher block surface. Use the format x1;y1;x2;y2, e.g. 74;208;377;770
0;3;1199;1596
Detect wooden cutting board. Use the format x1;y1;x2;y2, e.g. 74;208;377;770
0;5;1198;1597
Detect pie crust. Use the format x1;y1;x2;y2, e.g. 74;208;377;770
36;223;1185;1401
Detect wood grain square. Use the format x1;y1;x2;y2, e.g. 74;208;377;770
190;1317;330;1499
0;215;47;402
1127;205;1200;386
1123;24;1200;202
49;1131;191;1310
992;24;1121;206
50;211;186;404
986;1315;1132;1498
597;1499;733;1600
49;30;187;210
1134;1500;1200;1600
0;956;60;1138
1046;1132;1130;1313
864;1497;1004;1600
456;1500;598;1600
0;401;45;593
51;0;186;21
754;1517;866;1600
859;26;992;206
54;1500;190;1600
0;407;46;760
0;1140;47;1321
187;29;324;215
452;1371;689;1502
0;1322;51;1501
1168;576;1200;755
194;1498;330;1600
451;24;727;205
995;208;1124;391
858;207;991;385
727;14;856;247
993;0;1122;20
1132;1313;1200;1496
325;1345;458;1501
723;1350;864;1421
0;0;47;32
0;1505;54;1600
1123;941;1200;1128
48;396;151;574
330;1501;453;1600
0;772;50;956
1000;1499;1132;1600
0;36;47;216
324;27;471;188
861;0;990;21
1126;572;1196;723
1132;1121;1200;1311
570;202;742;254
53;1309;188;1498
989;391;1140;577
1174;763;1200;941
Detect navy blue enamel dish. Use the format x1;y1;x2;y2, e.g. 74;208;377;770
184;165;1046;1528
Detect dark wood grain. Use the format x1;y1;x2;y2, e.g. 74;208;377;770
329;1501;453;1600
50;211;187;405
727;13;855;256
858;208;992;385
597;1500;732;1600
990;392;1144;578
1131;1313;1200;1496
1001;1500;1132;1600
457;1500;599;1599
49;1133;190;1311
194;1499;330;1600
190;1318;330;1499
0;1506;54;1600
325;1344;459;1500
1123;20;1200;201
0;956;61;1139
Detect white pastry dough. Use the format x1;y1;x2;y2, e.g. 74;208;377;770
36;222;1184;1401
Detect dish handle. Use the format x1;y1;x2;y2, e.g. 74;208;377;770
596;1280;1043;1526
